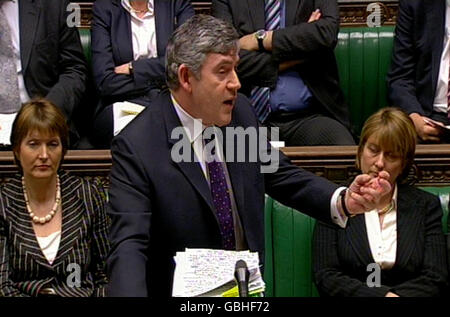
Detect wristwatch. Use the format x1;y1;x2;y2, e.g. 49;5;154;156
128;61;134;75
255;29;267;51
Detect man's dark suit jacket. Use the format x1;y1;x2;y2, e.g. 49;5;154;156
19;0;87;129
313;184;448;297
387;0;446;117
211;0;351;130
0;172;110;297
91;0;194;112
106;90;340;297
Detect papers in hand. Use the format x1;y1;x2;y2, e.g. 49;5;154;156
113;101;145;136
172;248;265;297
423;117;450;130
0;113;17;145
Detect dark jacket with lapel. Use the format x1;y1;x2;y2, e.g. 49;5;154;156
91;0;194;112
106;90;340;297
387;0;446;116
313;184;448;297
211;0;351;129
19;0;87;127
0;172;110;297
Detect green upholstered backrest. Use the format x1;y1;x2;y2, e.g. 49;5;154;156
264;187;450;297
335;26;395;136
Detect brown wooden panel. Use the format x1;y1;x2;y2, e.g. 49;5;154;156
75;1;399;28
1;144;449;187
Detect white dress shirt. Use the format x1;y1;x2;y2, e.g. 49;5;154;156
433;0;450;113
365;185;398;270
121;0;157;61
1;0;30;104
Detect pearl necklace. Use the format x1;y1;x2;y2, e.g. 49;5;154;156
22;176;61;225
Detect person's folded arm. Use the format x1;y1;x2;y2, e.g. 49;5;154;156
271;0;339;61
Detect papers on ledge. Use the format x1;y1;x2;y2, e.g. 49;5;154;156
0;112;17;145
113;101;145;136
172;248;265;297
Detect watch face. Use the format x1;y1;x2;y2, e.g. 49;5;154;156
256;29;266;40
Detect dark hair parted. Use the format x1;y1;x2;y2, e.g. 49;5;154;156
357;107;417;182
165;14;239;90
11;98;69;168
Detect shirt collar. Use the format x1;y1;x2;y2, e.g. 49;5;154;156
171;94;207;145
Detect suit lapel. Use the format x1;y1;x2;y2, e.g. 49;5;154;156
112;0;134;63
162;92;216;214
247;0;266;30
52;173;85;267
429;0;446;95
154;0;167;57
19;0;41;75
3;176;51;268
394;186;420;268
345;215;375;265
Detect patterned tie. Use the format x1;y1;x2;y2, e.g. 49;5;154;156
204;131;236;250
250;0;281;123
0;1;21;113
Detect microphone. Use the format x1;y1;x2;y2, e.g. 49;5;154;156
234;259;250;297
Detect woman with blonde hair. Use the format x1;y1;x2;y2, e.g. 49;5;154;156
313;107;448;297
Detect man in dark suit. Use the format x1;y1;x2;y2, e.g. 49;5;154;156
90;0;194;148
0;0;87;146
106;14;390;297
211;0;354;146
387;0;450;143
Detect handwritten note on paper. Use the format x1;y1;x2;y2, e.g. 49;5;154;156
172;248;263;297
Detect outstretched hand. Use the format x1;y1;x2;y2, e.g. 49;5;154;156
344;171;392;215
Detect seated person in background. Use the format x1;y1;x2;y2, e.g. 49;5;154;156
0;99;110;297
212;0;355;146
387;0;450;143
0;0;87;148
313;107;448;297
91;0;194;148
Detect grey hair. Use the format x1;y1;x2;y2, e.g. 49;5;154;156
165;14;240;90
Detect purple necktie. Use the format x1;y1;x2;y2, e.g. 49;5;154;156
204;134;236;250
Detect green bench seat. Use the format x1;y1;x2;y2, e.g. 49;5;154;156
264;187;450;297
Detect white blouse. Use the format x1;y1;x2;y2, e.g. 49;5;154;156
36;231;61;265
364;185;398;270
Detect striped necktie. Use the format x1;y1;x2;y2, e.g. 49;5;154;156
0;1;21;113
250;0;281;123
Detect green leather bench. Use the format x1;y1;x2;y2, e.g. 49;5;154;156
264;187;450;297
78;26;395;137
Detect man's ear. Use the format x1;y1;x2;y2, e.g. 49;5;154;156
177;64;193;93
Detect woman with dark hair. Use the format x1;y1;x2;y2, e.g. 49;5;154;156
313;107;448;297
91;0;194;148
0;99;109;297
